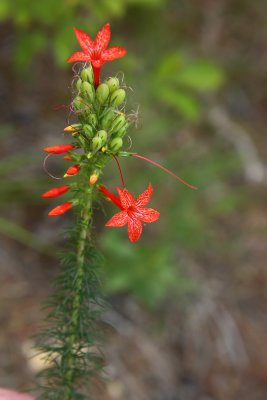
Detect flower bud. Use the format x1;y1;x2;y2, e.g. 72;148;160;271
64;164;81;177
42;185;70;198
86;152;92;159
64;124;82;133
96;83;109;104
101;109;115;130
88;113;97;127
48;201;73;216
63;155;73;161
91;136;102;151
89;172;99;185
80;66;94;84
73;96;84;111
109;137;123;152
76;78;82;91
44;144;75;154
111;113;126;132
81;81;95;102
107;77;120;93
110;89;126;107
96;130;108;145
83;124;94;137
116;124;128;138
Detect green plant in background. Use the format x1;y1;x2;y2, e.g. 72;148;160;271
151;52;224;120
0;0;243;323
0;0;163;67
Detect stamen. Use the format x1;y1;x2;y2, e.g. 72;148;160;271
132;153;197;190
112;155;126;187
43;154;64;180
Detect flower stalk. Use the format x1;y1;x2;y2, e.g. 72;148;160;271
37;22;196;399
61;187;93;400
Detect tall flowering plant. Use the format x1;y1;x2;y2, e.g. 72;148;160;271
37;23;196;399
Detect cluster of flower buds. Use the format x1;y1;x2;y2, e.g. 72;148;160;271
42;62;130;217
70;64;128;155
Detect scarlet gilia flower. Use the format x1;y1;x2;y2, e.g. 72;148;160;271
67;23;126;87
48;202;73;216
64;164;81;177
99;184;160;242
44;144;75;154
41;185;70;198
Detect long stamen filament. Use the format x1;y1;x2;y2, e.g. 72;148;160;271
132;153;197;190
112;155;126;188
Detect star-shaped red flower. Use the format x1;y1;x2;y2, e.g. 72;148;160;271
67;23;126;86
99;184;160;242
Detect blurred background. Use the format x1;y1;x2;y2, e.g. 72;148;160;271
1;0;267;399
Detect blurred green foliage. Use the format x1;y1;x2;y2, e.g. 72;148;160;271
0;0;243;308
151;52;224;120
0;0;163;66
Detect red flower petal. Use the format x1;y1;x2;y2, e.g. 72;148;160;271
135;183;153;207
105;210;128;227
117;188;135;209
94;23;111;52
74;27;94;51
99;185;123;209
67;51;92;63
135;208;160;223
127;217;143;242
102;46;127;61
48;202;73;216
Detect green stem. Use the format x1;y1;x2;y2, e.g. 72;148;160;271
62;187;93;400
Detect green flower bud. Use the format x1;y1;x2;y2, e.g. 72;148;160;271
88;113;97;127
96;83;109;104
76;78;82;91
78;135;87;147
111;113;126;132
91;136;102;151
101;109;115;129
73;96;84;111
107;77;120;93
110;89;126;107
81;81;95;103
116;124;128;138
96;130;108;145
83;124;94;137
86;152;92;159
109;137;123;152
80;66;94;84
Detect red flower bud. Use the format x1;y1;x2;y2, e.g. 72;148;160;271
63;155;74;161
48;202;73;216
44;144;75;154
41;185;70;198
64;164;81;177
89;173;99;184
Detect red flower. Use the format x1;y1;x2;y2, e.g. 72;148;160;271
44;144;75;154
99;184;160;242
41;185;70;198
48;201;73;216
67;23;126;86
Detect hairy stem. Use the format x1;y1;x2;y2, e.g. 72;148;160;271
62;187;93;400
